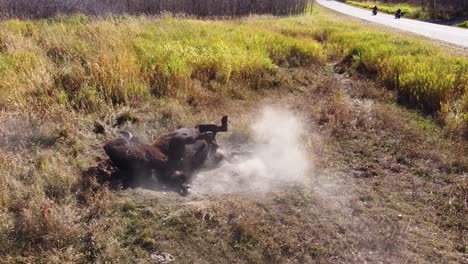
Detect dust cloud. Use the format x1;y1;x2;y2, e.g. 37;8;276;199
192;107;310;195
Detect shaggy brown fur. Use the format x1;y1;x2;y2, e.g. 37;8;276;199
102;115;228;193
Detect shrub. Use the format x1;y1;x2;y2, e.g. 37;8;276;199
458;21;468;28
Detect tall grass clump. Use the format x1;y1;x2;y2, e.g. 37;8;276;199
458;21;468;28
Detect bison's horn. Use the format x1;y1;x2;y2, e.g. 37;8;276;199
119;131;133;141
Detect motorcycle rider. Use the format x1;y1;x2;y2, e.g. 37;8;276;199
372;5;378;15
395;8;402;19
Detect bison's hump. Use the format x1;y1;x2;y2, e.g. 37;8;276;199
104;138;167;170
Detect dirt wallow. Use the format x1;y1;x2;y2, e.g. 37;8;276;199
84;115;229;195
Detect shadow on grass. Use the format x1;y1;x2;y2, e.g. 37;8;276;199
82;159;184;195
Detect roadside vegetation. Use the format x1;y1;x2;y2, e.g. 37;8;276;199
345;0;429;19
344;0;468;20
458;21;468;28
0;7;467;263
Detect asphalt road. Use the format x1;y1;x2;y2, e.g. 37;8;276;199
315;0;468;48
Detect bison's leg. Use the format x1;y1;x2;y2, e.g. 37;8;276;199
190;141;210;168
220;115;228;132
168;130;213;157
172;129;213;145
195;115;228;138
166;170;192;196
208;145;226;166
170;141;214;196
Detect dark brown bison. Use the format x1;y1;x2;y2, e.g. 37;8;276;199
103;115;228;195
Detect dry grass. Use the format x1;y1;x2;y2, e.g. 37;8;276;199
1;64;466;263
0;9;467;263
0;14;325;113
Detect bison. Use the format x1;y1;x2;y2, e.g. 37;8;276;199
103;115;228;195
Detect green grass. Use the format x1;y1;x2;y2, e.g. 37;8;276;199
0;12;466;134
0;14;324;113
458;21;468;28
248;14;468;136
346;1;430;20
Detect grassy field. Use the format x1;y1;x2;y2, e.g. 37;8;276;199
345;1;430;19
0;7;467;263
0;12;466;134
0;14;325;111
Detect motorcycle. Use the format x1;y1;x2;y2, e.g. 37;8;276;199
395;10;402;19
